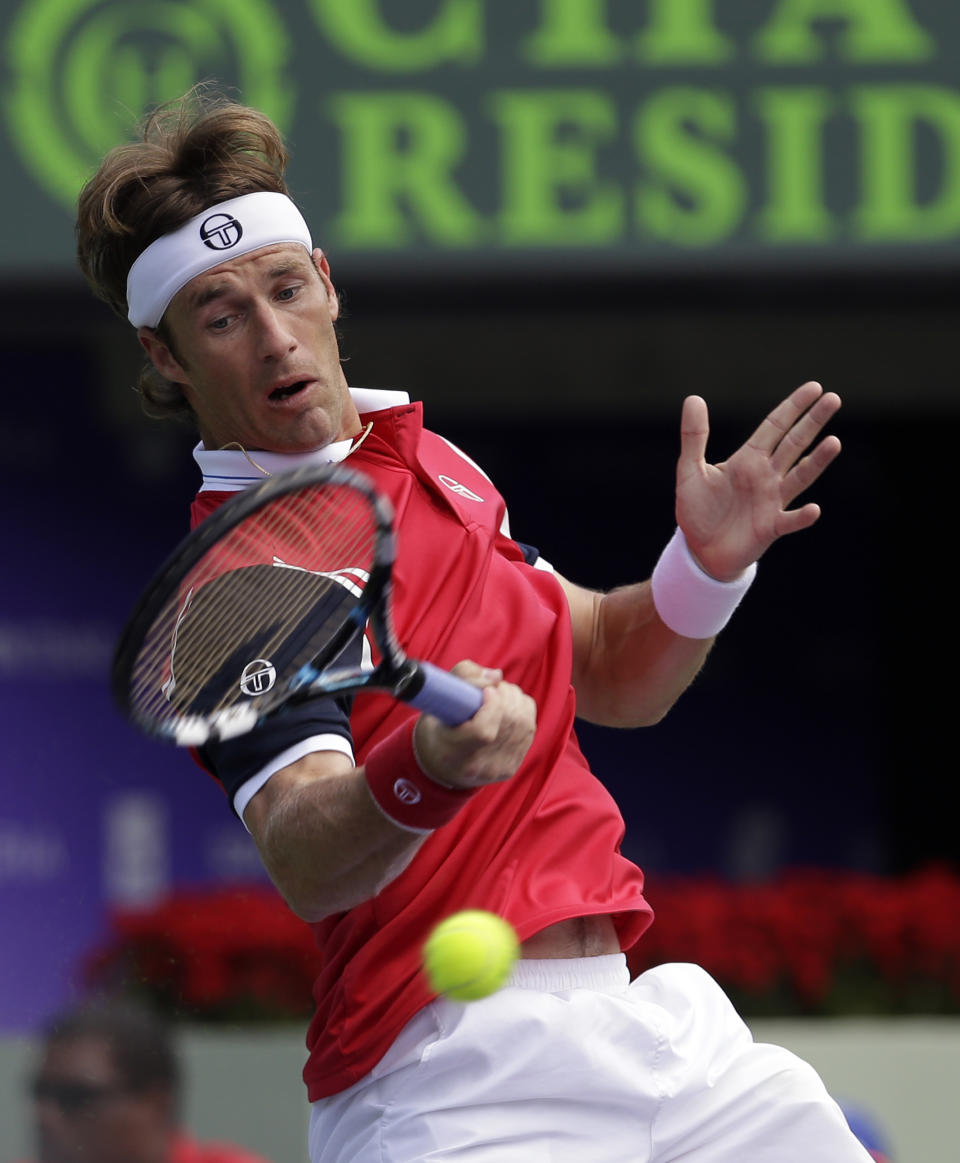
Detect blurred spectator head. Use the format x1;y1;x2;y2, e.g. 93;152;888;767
29;998;179;1163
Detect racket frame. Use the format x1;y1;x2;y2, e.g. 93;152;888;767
112;462;422;746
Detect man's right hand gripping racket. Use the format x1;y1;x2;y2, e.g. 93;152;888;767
112;463;484;746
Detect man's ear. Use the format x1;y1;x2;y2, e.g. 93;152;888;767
311;248;339;322
138;327;188;384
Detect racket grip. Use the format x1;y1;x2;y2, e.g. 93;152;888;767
408;661;485;726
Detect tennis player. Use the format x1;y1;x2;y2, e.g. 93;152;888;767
77;90;871;1162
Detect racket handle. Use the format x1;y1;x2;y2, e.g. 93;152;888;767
407;661;485;726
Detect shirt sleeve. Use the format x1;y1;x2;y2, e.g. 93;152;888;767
196;627;364;820
496;534;554;573
198;691;355;819
513;540;549;569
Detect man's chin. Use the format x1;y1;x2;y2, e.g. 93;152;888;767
266;414;346;455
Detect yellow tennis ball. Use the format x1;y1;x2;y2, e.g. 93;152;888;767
423;910;519;1001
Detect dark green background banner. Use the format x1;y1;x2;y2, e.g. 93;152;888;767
3;0;960;279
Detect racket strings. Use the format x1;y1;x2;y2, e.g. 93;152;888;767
129;484;379;728
138;498;374;719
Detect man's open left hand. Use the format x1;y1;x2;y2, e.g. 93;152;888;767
675;381;842;581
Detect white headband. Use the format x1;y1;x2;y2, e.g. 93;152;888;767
126;192;313;328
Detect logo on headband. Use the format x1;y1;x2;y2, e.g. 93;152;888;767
200;213;244;251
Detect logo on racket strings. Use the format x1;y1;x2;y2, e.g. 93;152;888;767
240;658;276;697
393;779;422;806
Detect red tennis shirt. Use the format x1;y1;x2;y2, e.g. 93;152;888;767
191;396;652;1100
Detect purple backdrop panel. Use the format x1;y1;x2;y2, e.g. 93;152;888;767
0;343;268;1032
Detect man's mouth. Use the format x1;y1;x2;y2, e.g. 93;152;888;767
269;379;310;401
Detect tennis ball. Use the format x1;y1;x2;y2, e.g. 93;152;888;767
423;910;519;1001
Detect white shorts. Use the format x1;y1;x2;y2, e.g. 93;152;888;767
309;957;873;1163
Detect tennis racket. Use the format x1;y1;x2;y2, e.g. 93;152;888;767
112;462;484;747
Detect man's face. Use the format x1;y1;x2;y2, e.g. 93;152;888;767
142;244;358;453
31;1035;169;1163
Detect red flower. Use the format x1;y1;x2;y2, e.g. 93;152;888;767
84;885;324;1021
627;865;960;1016
83;866;960;1020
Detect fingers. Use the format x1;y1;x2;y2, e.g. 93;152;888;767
683;385;841;484
749;381;824;453
747;382;834;459
769;388;842;476
450;659;504;689
781;432;842;508
775;500;822;538
415;664;537;790
678;395;710;474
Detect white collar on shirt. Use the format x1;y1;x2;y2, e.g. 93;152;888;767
192;388;410;492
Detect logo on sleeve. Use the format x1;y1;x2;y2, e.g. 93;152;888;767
439;476;484;502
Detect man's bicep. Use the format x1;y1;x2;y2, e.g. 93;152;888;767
553;573;602;678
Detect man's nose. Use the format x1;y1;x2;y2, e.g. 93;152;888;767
256;304;297;359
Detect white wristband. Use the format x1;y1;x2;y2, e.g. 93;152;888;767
651;528;756;639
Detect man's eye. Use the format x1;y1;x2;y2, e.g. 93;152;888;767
277;286;298;301
209;316;231;330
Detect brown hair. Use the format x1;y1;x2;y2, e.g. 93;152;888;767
42;998;180;1102
76;87;291;421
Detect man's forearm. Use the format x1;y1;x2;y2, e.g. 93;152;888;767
245;670;537;921
248;755;427;922
562;578;714;728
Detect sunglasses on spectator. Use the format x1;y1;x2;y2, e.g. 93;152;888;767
30;1077;131;1116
